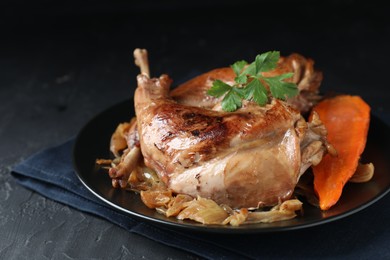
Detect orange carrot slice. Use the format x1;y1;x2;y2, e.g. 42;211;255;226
311;95;370;210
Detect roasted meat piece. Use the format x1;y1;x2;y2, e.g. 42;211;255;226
134;73;328;208
107;49;329;209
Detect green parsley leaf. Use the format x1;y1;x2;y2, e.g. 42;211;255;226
221;88;244;112
207;79;232;97
243;78;268;106
235;74;247;84
255;51;280;74
241;62;256;76
231;60;247;76
206;51;299;112
263;73;298;100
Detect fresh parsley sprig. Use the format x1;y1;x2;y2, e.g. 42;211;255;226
207;51;298;112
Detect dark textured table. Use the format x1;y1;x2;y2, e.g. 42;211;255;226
1;1;390;259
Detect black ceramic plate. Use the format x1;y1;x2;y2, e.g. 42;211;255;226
73;99;390;233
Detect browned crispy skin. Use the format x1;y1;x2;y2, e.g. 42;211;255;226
170;67;234;108
135;74;305;208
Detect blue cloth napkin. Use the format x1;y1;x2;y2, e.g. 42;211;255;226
11;139;390;259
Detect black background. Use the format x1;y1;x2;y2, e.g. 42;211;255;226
1;1;389;259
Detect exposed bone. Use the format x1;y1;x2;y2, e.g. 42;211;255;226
106;48;152;189
134;48;150;77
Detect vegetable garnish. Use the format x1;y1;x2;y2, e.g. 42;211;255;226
311;95;371;210
207;51;299;112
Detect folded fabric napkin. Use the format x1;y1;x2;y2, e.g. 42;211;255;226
11;139;390;259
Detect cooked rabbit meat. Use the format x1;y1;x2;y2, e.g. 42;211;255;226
170;53;322;113
134;73;327;208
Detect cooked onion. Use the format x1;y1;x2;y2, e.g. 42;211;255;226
176;196;229;224
245;199;302;224
349;162;375;183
